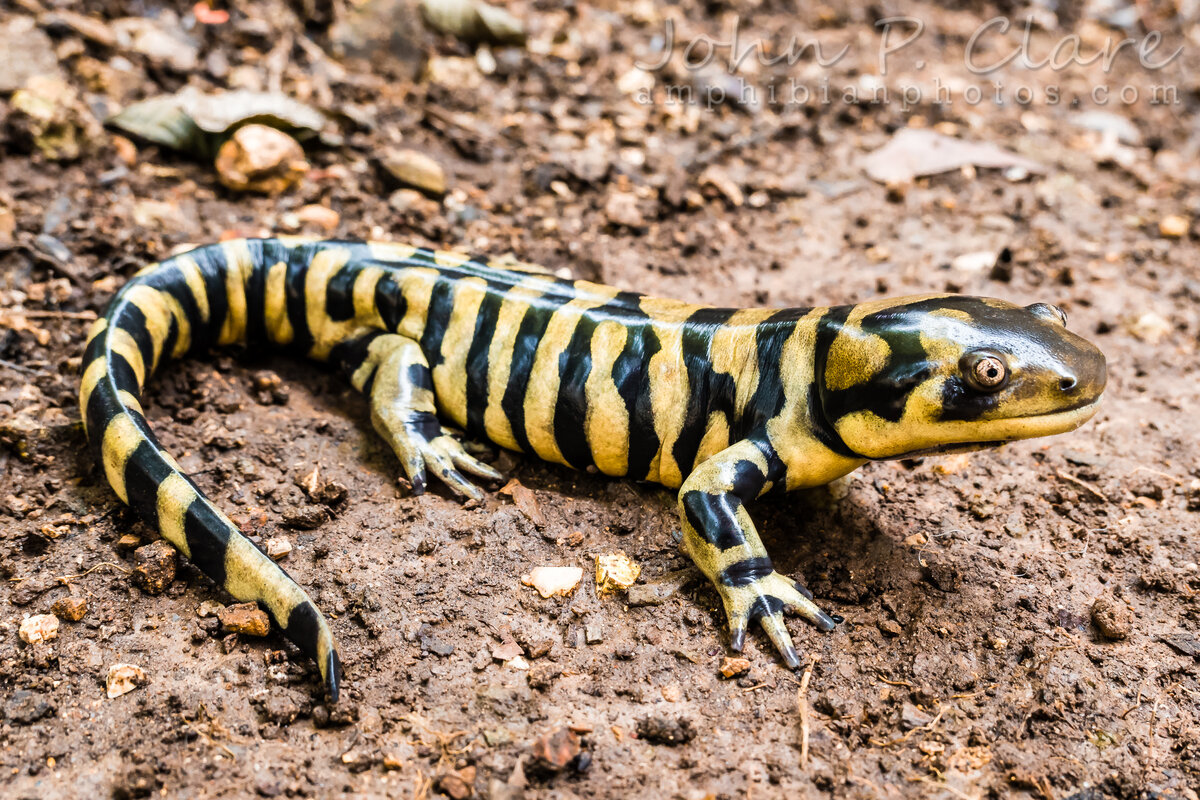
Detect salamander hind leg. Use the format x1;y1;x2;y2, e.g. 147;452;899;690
350;334;501;501
678;439;836;669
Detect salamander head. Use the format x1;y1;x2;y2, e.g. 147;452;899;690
816;295;1106;460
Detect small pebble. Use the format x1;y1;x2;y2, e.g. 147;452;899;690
718;656;751;678
595;552;641;595
381;149;446;196
218;602;271;637
19;614;59;644
215;124;309;195
51;596;87;622
132;540;177;595
106;663;147;699
265;537;292;561
521;566;582;599
1159;214;1189;238
1091;597;1132;640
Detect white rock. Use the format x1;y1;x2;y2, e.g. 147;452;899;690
521;566;583;599
19;614;59;644
106;663;147;699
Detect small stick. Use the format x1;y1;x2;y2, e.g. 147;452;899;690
1053;469;1111;503
1145;695;1159;780
797;655;819;768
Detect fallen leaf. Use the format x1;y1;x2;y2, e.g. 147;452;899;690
861;129;1044;184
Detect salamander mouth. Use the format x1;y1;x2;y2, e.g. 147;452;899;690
877;398;1105;462
877;441;1004;460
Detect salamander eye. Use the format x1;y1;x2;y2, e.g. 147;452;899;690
1026;302;1067;326
962;351;1009;392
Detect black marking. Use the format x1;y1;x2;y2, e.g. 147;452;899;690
809;306;862;458
112;302;157;378
939;374;1000;421
608;293;660;479
553;315;596;470
682;490;747;551
500;299;557;454
182;498;233;588
84;385;124;466
324;261;360;321
283;248;314;355
284;601;341;700
374;274;406;332
419;279;456;370
737;310;804;438
673;308;738;476
242;239;271;345
407;362;434;392
192;244;231;350
328;331;386;383
818;303;934;427
747;594;787;620
405;411;443;443
719;556;775;587
464;290;504;440
109;352;141;394
123;442;176;531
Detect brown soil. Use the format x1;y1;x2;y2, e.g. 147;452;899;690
1;1;1199;798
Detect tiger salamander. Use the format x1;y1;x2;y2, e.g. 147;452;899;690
80;238;1107;699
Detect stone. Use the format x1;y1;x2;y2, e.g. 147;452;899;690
106;663;147;698
636;716;695;745
132;540;177;595
52;596;88;622
18;614;59;644
381;149;447;196
218;602;271;637
215;125;309;195
595;552;641;595
1091;597;1132;640
718;656;751;678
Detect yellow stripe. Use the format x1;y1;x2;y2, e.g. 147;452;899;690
175;255;210;323
352;266;386;329
109;327;146;389
396;268;437;342
79;357;108;436
432;249;471;269
585;320;629;476
156;473;195;558
123;286;173;371
116;390;144;416
223;533;309;623
264;261;294;345
483;287;542;451
367;241;418;263
101;413;143;504
218;240;254;345
304;248;357;360
431;278;488;428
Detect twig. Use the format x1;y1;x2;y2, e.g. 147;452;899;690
1120;687;1145;719
1124;465;1182;485
797;655;819;768
1053;469;1111;503
875;673;913;688
869;706;947;747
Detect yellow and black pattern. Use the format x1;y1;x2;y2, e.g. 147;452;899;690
81;238;1107;696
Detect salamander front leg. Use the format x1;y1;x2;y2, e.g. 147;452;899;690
350;334;501;501
678;439;836;669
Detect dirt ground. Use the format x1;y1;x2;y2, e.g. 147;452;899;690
1;0;1199;798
